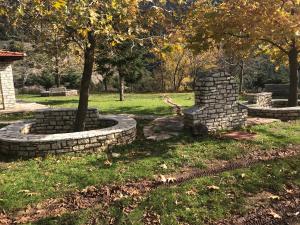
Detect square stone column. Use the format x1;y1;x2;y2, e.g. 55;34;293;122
184;72;247;134
0;62;16;109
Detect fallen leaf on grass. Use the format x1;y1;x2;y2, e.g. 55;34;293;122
112;153;121;158
207;185;220;191
104;160;112;167
160;164;168;169
268;195;280;200
186;188;198;196
287;211;299;217
159;175;176;183
269;210;282;219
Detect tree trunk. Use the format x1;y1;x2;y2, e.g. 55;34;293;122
55;64;61;88
160;67;165;93
173;53;185;92
238;61;244;94
119;74;125;101
74;31;96;132
298;66;300;88
103;77;108;92
288;47;299;107
54;36;61;87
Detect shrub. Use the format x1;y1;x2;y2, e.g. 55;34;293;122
29;72;55;90
62;71;81;89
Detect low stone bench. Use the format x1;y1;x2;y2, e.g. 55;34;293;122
41;87;78;97
0;108;136;157
241;99;300;121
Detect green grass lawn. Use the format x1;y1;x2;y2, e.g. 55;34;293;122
0;93;299;224
18;92;194;115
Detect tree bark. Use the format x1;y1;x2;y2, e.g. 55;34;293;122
103;77;108;92
74;31;96;132
54;62;61;88
119;74;125;101
238;61;244;94
173;53;185;91
288;47;299;107
54;36;61;87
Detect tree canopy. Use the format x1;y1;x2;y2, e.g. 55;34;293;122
188;0;300;106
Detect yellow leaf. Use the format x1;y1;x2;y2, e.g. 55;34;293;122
53;0;66;9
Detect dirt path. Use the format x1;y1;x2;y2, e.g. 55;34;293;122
1;145;300;224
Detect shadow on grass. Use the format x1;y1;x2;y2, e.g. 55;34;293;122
33;214;80;225
33;99;79;107
101;106;172;116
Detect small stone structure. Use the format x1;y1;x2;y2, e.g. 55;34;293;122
184;72;247;134
0;50;25;109
41;87;78;97
245;92;272;108
0;108;136;157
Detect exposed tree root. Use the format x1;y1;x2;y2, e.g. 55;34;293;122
162;95;183;116
1;145;299;224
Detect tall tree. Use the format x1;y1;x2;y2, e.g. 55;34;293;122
96;41;150;101
13;0;139;131
188;0;300;106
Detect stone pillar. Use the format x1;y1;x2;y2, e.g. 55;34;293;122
0;62;16;109
184;72;247;134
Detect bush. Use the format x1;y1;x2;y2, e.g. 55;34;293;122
29;72;55;90
18;85;44;94
62;71;81;89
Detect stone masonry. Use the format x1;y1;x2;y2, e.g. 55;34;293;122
241;99;300;121
0;62;16;109
184;72;247;134
245;92;272;108
0;108;136;157
31;108;105;134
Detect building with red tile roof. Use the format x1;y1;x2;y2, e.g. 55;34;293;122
0;50;26;61
0;50;26;109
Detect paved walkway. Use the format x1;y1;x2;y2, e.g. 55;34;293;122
0;101;48;114
143;116;184;141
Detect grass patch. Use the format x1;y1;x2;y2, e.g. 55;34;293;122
0;120;299;212
18;93;194;116
0;112;34;121
31;156;300;225
0;93;299;224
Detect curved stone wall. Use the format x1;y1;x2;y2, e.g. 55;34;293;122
241;100;300;121
0;109;136;157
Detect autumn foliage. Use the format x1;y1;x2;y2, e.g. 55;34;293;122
189;0;300;106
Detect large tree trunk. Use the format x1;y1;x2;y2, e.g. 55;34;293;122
74;32;96;132
54;63;61;88
103;77;108;92
238;61;244;94
288;47;299;107
54;36;61;88
119;74;125;101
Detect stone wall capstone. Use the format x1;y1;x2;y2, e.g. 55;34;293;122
184;72;247;134
31;108;103;134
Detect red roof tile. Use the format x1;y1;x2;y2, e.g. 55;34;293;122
0;50;26;58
